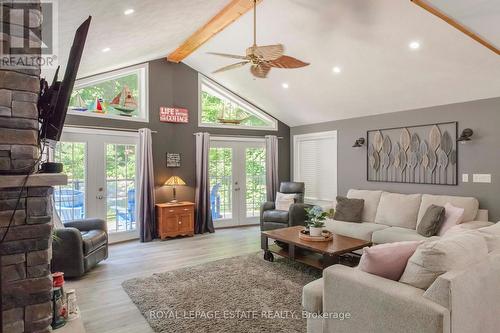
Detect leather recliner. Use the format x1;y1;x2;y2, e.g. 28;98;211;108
52;218;108;278
260;182;311;231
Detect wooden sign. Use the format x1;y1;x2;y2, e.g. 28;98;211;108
160;107;188;123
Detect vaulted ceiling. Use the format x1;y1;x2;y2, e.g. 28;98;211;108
52;0;500;127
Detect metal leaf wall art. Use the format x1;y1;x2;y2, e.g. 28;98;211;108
367;122;457;185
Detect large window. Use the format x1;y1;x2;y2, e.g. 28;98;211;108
293;131;338;205
199;75;277;131
68;63;148;122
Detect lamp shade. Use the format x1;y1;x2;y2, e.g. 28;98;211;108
163;176;186;186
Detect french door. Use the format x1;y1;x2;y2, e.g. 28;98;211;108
209;138;266;228
53;128;139;243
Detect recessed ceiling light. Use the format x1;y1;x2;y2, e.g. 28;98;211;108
332;66;342;74
124;8;135;15
282;83;289;89
102;47;111;53
409;41;421;50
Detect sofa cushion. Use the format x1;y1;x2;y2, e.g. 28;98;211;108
478;223;500;252
302;278;323;313
262;210;289;223
358;241;423;281
399;231;488;289
372;227;439;244
324;219;389;241
333;196;364;222
81;230;107;256
417;194;479;225
374;192;422;229
347;189;382;222
438;203;465;236
417;205;445;237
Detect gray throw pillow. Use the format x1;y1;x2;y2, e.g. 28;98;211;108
334;196;364;222
417;204;445;237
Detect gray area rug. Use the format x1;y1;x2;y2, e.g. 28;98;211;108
122;253;321;333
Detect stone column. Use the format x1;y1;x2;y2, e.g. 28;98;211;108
0;0;42;174
1;185;53;333
0;1;68;333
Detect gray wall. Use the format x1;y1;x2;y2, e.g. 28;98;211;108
291;97;500;221
65;59;290;203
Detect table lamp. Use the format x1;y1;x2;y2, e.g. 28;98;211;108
164;176;186;203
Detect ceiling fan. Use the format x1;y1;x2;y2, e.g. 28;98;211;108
209;0;310;78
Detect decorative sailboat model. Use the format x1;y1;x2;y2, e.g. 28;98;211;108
217;102;249;124
110;85;138;116
70;93;88;112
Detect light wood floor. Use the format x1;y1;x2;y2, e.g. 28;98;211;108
67;226;261;333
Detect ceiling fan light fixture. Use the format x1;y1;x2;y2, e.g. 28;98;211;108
209;0;309;78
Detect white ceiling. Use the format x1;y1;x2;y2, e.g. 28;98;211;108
429;0;500;48
51;0;500;127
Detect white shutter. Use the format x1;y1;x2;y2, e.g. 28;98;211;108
293;131;337;204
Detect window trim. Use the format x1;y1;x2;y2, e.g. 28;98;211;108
293;130;338;204
67;63;149;123
198;74;278;131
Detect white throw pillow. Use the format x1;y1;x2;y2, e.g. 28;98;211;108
275;192;296;211
399;231;488;289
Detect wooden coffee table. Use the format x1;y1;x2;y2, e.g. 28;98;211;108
261;226;371;269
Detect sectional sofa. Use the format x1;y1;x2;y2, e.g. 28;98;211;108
324;189;492;244
302;190;500;333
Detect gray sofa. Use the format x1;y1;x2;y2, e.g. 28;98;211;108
324;189;491;244
260;182;310;231
51;218;108;278
302;222;500;333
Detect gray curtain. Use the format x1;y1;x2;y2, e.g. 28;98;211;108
138;128;156;242
194;132;214;234
265;135;279;202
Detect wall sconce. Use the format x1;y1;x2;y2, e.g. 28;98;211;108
352;138;365;148
457;128;473;143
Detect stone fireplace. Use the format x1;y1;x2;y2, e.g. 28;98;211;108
1;1;67;332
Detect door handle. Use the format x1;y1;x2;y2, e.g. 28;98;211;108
96;194;104;199
234;188;240;191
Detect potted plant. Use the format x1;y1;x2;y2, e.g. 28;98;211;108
305;206;329;237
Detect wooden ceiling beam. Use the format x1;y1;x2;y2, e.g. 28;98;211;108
411;0;500;55
167;0;262;63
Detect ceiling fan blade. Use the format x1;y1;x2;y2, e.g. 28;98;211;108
267;55;309;68
250;63;271;78
212;61;249;74
247;44;284;61
207;52;248;60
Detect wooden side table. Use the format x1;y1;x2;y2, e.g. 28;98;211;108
156;202;195;239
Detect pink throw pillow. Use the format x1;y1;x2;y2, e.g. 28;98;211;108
358;241;423;281
438;203;465;236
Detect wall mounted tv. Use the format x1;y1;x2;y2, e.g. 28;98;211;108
39;16;92;142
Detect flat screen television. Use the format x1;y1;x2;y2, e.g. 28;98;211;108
39;16;92;142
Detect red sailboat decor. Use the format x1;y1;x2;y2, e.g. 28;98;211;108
93;98;104;113
110;85;138;116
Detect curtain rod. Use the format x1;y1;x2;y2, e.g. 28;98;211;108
193;133;283;139
64;124;158;133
